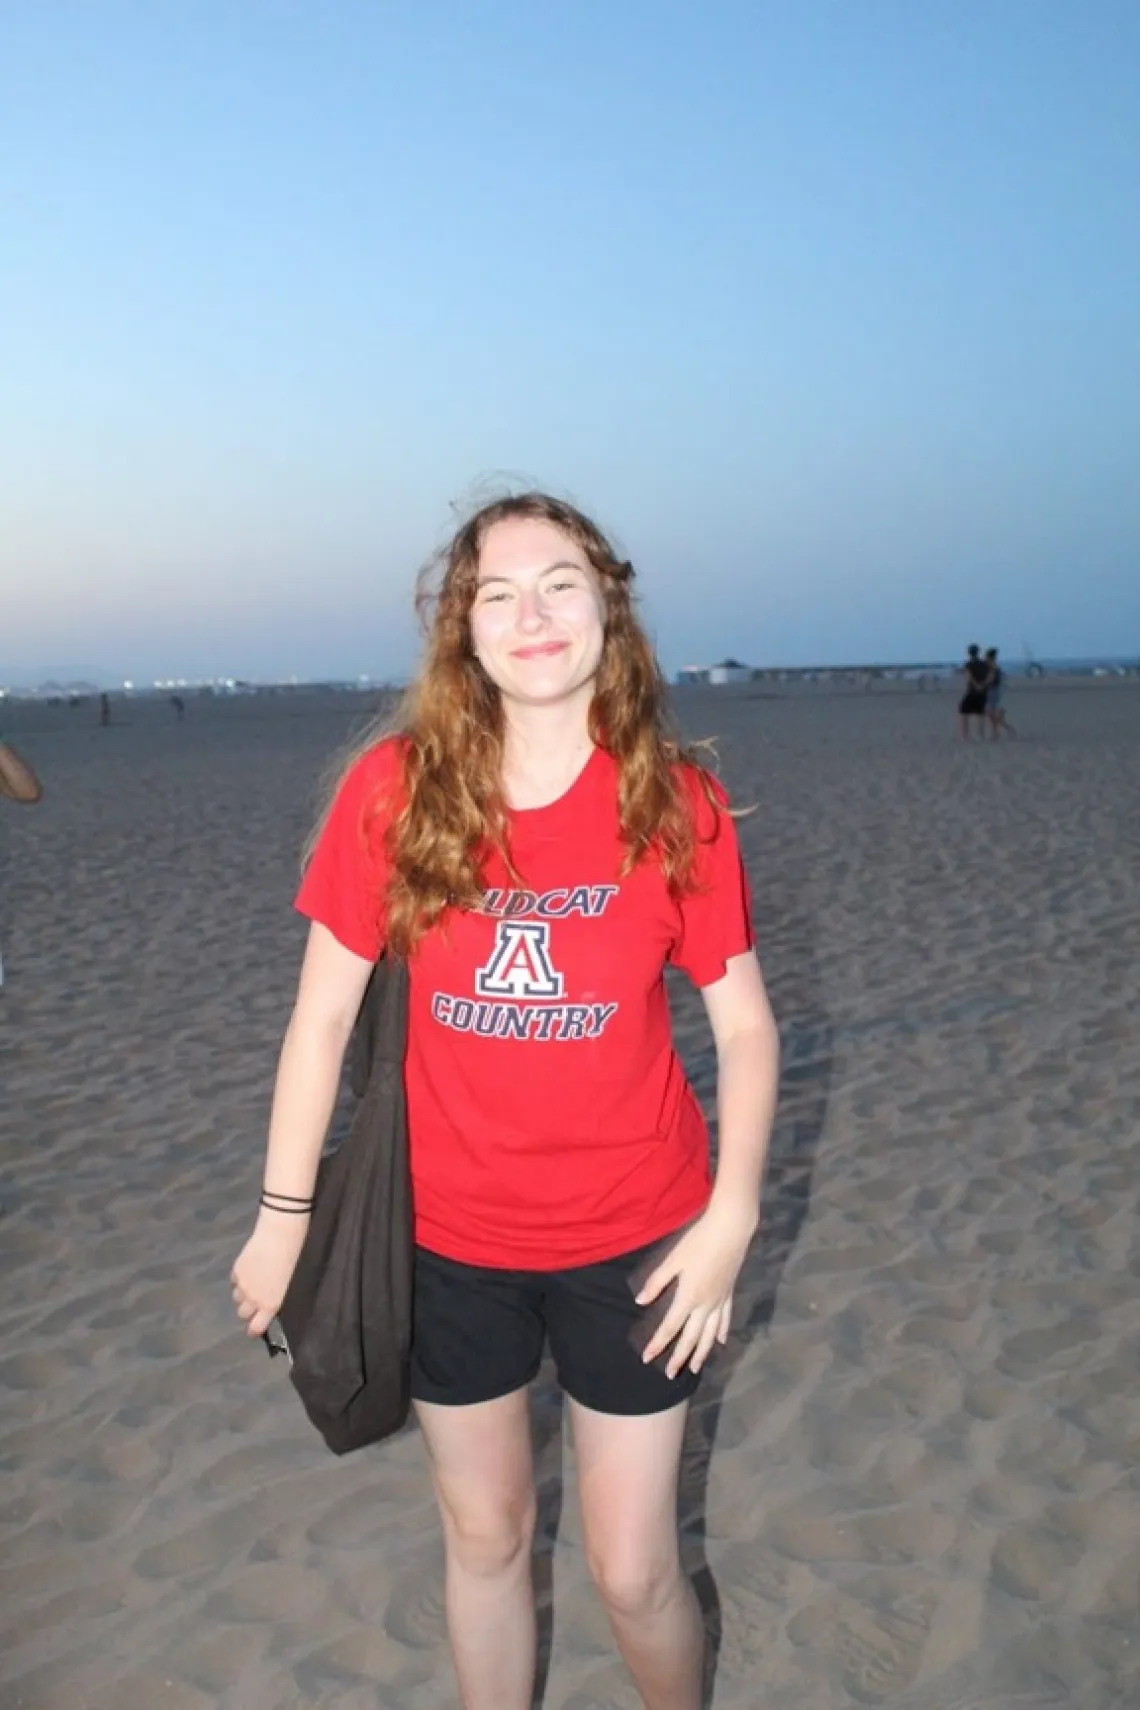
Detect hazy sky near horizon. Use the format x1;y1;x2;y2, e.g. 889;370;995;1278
3;1;1138;684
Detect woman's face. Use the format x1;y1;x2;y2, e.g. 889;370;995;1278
469;517;606;712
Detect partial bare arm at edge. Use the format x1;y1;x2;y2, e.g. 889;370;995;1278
0;741;43;803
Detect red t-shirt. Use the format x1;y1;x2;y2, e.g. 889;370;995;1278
295;739;753;1269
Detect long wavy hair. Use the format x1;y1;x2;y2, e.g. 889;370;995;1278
316;491;717;955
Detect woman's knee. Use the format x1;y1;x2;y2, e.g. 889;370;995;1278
586;1540;682;1619
439;1489;537;1579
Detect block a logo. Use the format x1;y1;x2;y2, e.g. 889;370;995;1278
475;920;564;999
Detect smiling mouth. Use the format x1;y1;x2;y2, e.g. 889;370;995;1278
512;642;569;660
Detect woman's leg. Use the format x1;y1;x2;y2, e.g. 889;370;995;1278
571;1397;704;1710
415;1388;537;1710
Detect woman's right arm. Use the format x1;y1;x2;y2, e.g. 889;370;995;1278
230;922;375;1338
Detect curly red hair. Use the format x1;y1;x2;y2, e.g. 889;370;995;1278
319;492;717;955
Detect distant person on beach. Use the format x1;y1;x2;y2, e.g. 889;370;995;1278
958;644;990;739
170;694;185;722
231;491;780;1710
0;734;43;987
984;647;1017;739
99;692;111;727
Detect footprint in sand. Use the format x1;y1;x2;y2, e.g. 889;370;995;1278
787;1572;937;1703
0;1577;127;1656
975;1228;1022;1257
766;1501;863;1565
995;1318;1091;1378
798;1401;876;1471
53;1489;144;1543
1088;1552;1140;1630
882;1354;960;1422
0;1350;86;1392
203;1559;328;1624
292;1625;426;1697
559;1665;640;1710
84;1669;217;1710
888;1672;1072;1710
383;1557;448;1649
853;1505;956;1566
962;1375;1023;1421
989;1506;1096;1604
559;1698;633;1710
134;1324;201;1360
134;1493;278;1579
715;1538;796;1607
710;1546;796;1679
192;1439;311;1500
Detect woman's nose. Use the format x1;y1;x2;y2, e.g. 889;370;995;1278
516;589;547;629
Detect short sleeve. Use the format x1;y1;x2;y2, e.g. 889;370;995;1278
294;740;402;961
669;770;755;988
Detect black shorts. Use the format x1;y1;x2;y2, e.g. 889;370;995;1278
959;690;987;716
410;1233;704;1416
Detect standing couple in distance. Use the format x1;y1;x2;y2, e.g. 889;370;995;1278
959;644;1017;740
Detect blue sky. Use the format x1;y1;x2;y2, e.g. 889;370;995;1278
3;1;1138;684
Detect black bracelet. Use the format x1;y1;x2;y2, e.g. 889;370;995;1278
260;1190;314;1213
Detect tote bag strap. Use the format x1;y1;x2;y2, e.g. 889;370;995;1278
349;952;409;1098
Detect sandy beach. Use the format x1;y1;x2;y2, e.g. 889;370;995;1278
1;677;1138;1710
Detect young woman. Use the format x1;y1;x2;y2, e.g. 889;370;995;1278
231;492;780;1710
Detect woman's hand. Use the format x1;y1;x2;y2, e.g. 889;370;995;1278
230;1213;310;1339
635;1199;758;1378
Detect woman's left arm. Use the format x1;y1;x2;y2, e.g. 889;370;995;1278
636;949;780;1376
704;948;780;1222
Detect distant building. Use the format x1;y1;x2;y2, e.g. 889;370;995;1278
677;658;753;686
708;658;752;685
676;658;961;690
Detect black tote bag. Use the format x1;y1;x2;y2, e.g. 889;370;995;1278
272;952;413;1454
